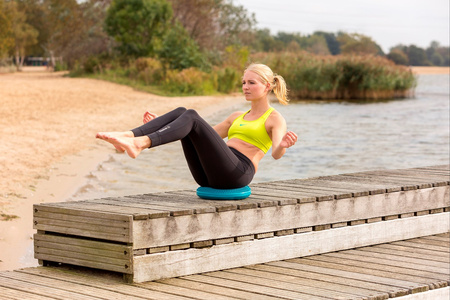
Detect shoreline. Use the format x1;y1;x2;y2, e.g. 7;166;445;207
0;70;242;271
411;66;450;74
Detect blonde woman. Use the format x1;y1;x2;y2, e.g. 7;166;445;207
96;63;298;189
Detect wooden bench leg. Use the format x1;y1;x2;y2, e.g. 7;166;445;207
123;274;133;284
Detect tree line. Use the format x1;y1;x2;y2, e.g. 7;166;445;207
1;0;448;72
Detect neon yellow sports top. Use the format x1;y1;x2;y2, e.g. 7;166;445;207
228;107;275;153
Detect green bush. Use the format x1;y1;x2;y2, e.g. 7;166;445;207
214;66;241;93
163;67;215;95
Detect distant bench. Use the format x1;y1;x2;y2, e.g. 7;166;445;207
33;165;450;283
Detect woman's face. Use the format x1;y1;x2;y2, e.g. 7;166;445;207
242;71;269;101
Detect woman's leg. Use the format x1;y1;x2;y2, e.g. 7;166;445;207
157;109;253;188
96;107;187;158
131;107;187;137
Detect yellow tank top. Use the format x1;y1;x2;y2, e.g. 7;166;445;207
228;107;274;153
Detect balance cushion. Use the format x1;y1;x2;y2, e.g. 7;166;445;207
196;186;251;200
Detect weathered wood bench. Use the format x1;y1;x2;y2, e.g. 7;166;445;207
33;165;450;283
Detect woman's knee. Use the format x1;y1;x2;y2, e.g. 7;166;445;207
184;109;200;118
174;107;187;115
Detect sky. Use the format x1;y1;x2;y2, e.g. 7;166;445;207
233;0;449;52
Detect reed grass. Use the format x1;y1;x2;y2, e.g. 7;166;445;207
251;51;417;100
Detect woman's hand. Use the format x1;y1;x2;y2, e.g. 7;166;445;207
280;131;298;149
143;111;158;124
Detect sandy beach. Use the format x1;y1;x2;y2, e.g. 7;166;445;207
0;68;242;271
0;65;447;271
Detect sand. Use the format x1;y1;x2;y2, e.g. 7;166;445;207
0;67;242;271
411;66;450;74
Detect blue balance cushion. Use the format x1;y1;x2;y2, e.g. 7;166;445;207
196;186;251;200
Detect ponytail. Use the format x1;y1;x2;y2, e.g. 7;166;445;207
272;74;289;105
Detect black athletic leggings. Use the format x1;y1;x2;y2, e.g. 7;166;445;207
131;107;255;189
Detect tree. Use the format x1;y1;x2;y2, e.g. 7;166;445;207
105;0;172;57
0;0;14;59
314;31;340;55
305;34;330;55
3;1;38;70
337;32;382;55
167;0;255;51
387;48;409;65
406;45;430;66
251;28;284;52
157;21;208;70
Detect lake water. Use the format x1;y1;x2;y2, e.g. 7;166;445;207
71;73;450;201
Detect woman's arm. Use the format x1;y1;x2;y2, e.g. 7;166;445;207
268;113;298;160
213;111;243;138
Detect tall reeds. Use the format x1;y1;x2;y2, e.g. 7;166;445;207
251;52;417;100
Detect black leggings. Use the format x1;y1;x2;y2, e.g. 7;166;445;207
131;107;255;189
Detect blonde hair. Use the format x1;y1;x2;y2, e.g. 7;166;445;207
244;63;289;105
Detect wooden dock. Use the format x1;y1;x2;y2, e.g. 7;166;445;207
0;233;449;299
3;164;448;299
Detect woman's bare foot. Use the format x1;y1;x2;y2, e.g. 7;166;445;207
96;131;134;153
97;134;151;158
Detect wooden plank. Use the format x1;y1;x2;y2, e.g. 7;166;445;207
0;285;52;300
165;191;241;212
347;248;450;269
0;273;99;300
404;236;450;247
158;277;282;300
287;258;430;292
131;214;449;282
34;220;130;243
34;234;132;259
391;240;450;253
91;197;189;217
373;244;450;263
323;251;449;277
420;235;450;242
334;173;419;191
34;253;132;274
189;273;328;300
135;280;239;300
252;183;337;201
264;181;358;198
314;175;396;193
34;204;131;221
0;271;142;300
209;270;355;300
300;256;447;288
126;194;218;214
34;209;130;228
34;217;129;235
35;245;131;270
223;267;387;300
267;259;427;295
248;263;407;298
46;201;149;220
18;267;191;300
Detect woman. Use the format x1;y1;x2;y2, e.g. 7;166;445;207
96;63;298;189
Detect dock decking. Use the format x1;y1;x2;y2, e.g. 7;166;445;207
1;233;449;299
4;164;446;298
32;165;450;283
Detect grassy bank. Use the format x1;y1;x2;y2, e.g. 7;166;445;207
72;52;417;100
251;52;417;100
